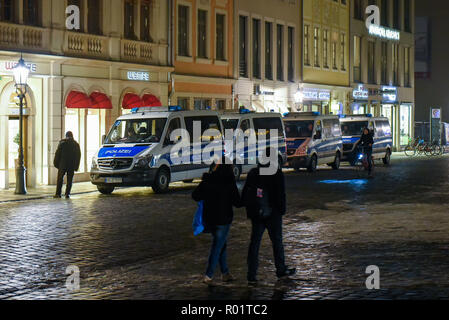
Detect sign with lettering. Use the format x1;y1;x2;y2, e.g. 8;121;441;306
353;85;369;100
381;86;398;102
4;61;37;73
127;71;150;81
303;89;330;101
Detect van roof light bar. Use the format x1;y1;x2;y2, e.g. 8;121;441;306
131;106;183;114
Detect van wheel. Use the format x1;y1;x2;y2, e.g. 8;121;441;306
331;153;341;170
233;165;242;181
307;155;318;173
97;185;114;195
152;167;170;194
383;149;391;165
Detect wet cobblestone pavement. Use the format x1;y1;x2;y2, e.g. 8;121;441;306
1;155;449;300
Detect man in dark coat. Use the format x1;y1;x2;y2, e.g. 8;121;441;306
53;131;81;199
242;147;296;284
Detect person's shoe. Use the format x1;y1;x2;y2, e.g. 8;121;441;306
65;195;70;199
203;275;213;285
277;268;296;279
222;273;235;282
53;195;61;199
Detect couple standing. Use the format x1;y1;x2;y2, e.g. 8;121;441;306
192;148;296;285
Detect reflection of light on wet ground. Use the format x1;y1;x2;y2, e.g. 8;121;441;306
319;179;368;186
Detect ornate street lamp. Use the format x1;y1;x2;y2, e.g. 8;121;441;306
13;55;30;195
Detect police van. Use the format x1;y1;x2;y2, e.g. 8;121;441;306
90;107;224;194
220;110;287;180
283;112;343;172
340;114;392;165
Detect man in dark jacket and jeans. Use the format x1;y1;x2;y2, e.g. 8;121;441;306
53;131;81;199
242;147;296;284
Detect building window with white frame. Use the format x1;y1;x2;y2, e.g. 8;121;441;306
178;5;189;57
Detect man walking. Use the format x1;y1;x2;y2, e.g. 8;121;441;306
242;147;296;285
53;131;81;199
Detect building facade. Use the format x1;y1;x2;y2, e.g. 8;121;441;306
172;0;234;111
349;0;415;150
301;0;351;115
234;0;301;113
0;0;172;189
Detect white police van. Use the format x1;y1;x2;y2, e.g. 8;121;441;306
340;114;392;165
283;112;343;172
220;110;287;180
90;106;224;194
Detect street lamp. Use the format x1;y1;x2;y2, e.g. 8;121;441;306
294;88;303;112
13;56;30;195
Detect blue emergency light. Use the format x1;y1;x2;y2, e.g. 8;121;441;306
239;108;252;114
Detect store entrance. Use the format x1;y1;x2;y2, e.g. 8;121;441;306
8;116;28;186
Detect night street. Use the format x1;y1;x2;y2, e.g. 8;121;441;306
1;155;449;300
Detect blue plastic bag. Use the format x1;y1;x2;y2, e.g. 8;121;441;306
192;200;205;236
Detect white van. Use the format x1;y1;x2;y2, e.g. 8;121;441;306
340;114;393;165
220;110;287;179
90;107;224;194
283;112;343;172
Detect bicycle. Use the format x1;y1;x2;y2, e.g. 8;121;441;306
404;137;419;157
356;146;374;177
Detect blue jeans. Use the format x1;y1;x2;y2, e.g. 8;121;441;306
206;224;230;278
247;215;287;280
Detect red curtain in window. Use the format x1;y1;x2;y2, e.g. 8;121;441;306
122;93;145;109
65;91;92;109
90;92;113;109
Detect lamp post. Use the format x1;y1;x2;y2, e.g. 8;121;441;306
13;56;30;195
294;87;303;112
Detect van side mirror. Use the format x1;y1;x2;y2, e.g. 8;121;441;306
102;135;106;144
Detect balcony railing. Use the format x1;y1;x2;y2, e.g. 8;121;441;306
0;22;49;51
65;31;107;57
121;39;160;64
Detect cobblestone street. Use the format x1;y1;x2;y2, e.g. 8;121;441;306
1;155;449;300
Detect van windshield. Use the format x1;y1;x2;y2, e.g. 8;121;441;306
284;121;315;138
105;118;167;144
341;121;369;136
222;119;239;130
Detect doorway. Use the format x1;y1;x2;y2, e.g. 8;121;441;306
8;116;28;186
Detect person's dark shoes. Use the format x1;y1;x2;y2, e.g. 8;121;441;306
65;195;70;199
277;268;296;279
53;195;61;199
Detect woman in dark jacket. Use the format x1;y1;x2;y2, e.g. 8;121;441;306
192;160;241;284
359;127;375;175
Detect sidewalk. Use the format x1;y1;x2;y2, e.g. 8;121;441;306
0;182;98;203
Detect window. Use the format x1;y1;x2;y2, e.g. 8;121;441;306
216;100;226;111
323;29;329;68
381;0;388;27
368;41;375;84
265;22;273;80
0;0;15;22
177;97;189;110
197;10;208;58
392;43;399;85
65;109;84;172
23;0;40;26
239;16;248;77
313;27;320;67
304;25;310;66
164;118;182;145
253;117;284;140
87;0;101;35
393;0;400;29
194;99;211;110
404;47;411;87
253;19;261;79
277;24;284;81
381;42;388;84
340;33;346;71
332;41;337;70
404;0;411;32
141;0;152;42
216;13;225;61
124;0;136;39
178;5;189;56
86;109;101;169
353;35;361;82
288;26;294;82
354;0;363;20
185;116;222;142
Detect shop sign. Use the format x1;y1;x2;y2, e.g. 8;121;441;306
368;24;400;41
432;108;441;119
381;86;398;102
353;85;369;100
4;61;37;73
127;71;150;81
303;89;330;101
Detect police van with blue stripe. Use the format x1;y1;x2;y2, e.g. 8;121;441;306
283;112;343;172
90;106;224;194
340;114;392;165
220;109;287;180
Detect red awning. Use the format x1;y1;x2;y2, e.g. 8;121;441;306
90;92;113;109
122;93;145;109
142;94;162;107
66;91;92;109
